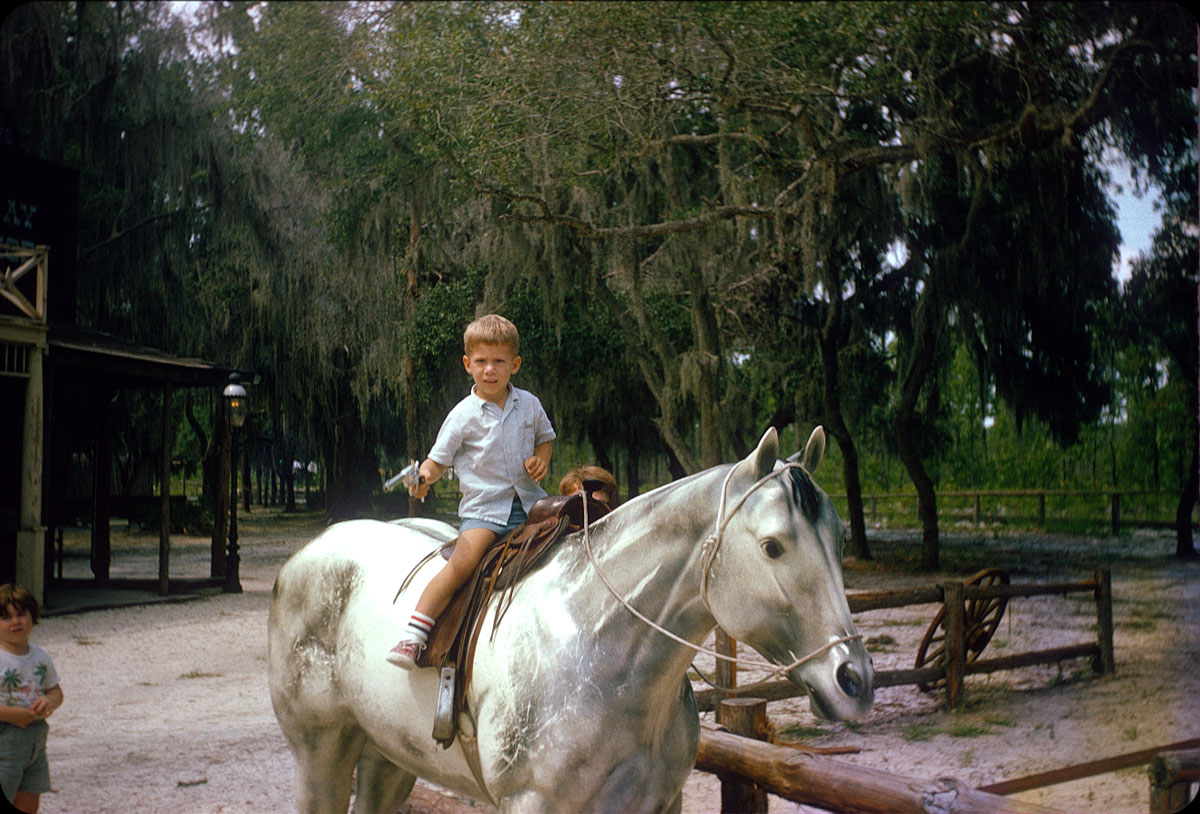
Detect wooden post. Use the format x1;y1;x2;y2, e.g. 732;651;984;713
943;581;966;710
1094;568;1115;675
719;698;768;814
1148;748;1200;814
973;493;981;524
158;383;172;596
1111;492;1121;536
714;630;736;724
92;386;113;582
1038;492;1046;528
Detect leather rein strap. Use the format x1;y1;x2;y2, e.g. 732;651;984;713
581;462;861;692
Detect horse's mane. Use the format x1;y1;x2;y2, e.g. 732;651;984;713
596;459;822;532
784;465;821;520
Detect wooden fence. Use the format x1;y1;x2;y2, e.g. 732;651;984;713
830;489;1193;535
695;569;1113;712
699;700;1200;814
696;703;1063;814
1149;747;1200;814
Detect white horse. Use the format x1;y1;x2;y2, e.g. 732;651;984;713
268;427;873;813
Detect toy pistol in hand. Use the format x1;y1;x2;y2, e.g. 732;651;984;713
383;460;423;495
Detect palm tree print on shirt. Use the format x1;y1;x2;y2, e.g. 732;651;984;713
2;669;20;704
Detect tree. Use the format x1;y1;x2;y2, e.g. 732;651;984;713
375;2;1192;568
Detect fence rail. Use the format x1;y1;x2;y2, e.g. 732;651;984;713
829;489;1194;534
695;716;1063;814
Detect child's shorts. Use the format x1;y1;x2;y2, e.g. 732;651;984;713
460;496;527;538
0;720;51;801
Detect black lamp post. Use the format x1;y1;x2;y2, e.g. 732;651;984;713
223;372;248;594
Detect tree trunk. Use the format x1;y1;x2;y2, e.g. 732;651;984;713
1175;438;1197;559
625;444;641;500
588;425;615;476
894;413;940;571
893;275;943;571
818;277;871;559
405;196;423;518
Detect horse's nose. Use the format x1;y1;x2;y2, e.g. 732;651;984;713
836;662;863;699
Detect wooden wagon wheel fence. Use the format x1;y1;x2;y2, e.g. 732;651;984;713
694;567;1115;714
686;567;1133;813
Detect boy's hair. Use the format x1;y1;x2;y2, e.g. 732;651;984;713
0;583;39;624
464;314;520;355
559;465;620;507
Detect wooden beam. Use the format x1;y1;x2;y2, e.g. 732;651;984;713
696;728;1063;814
979;738;1200;796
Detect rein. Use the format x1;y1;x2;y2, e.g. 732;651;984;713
580;462;862;692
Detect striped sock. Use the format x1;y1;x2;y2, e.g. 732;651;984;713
405;611;436;645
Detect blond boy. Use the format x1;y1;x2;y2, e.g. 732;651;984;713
388;314;555;668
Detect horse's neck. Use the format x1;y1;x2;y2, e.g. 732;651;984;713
549;466;730;685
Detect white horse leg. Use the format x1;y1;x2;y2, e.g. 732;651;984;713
289;725;366;814
352;741;416;814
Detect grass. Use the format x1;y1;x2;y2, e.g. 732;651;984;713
865;634;897;652
947;718;994;737
177;670;223;680
901;722;941;742
982;713;1017;728
776;723;829;741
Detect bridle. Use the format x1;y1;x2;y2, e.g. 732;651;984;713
581;461;862;693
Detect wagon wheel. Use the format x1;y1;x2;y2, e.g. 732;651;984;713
914;568;1010;693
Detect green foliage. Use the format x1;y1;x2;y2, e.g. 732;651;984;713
3;1;1194;529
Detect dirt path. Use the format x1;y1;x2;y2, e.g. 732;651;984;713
32;510;1200;813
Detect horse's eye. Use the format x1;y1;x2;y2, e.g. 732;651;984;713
760;539;784;559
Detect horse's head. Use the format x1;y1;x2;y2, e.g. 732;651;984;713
702;427;874;721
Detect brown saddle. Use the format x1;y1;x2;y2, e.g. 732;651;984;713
416;486;612;747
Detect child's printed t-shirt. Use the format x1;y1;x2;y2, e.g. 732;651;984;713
0;644;60;710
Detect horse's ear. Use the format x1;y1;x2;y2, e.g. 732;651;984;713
798;426;825;473
748;427;779;480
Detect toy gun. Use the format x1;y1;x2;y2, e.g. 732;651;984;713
383;460;423;494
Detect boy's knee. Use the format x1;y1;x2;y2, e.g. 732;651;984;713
445;530;495;579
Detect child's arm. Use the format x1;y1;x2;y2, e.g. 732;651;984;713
409;458;448;500
524;441;553;482
0;704;40;728
30;684;63;720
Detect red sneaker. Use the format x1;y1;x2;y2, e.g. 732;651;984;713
386;639;425;670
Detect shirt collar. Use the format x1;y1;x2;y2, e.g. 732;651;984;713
470;383;517;410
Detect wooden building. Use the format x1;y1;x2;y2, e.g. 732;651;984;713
2;148;237;606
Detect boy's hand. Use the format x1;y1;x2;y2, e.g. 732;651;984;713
524;455;548;482
409;459;446;501
6;707;39;728
30;697;56;719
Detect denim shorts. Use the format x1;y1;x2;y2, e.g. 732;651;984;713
0;720;50;800
460;496;527;538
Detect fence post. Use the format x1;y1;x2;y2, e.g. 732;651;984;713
943;580;966;710
1094;568;1115;675
1038;492;1046;528
1111;492;1121;536
719;698;769;814
973;493;981;524
1148;748;1200;814
714;631;736;724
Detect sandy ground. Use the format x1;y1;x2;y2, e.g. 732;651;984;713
28;508;1200;813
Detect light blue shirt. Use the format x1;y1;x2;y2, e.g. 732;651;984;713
428;384;556;524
